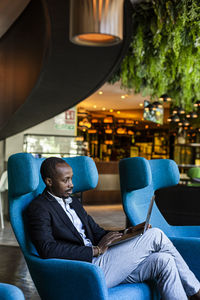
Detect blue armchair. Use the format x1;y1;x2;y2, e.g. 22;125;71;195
0;283;24;300
8;153;159;300
119;157;200;280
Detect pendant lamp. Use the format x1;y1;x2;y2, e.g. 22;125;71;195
69;0;124;46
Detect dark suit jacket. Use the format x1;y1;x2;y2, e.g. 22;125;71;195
27;189;108;262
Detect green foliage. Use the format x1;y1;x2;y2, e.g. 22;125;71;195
109;0;200;111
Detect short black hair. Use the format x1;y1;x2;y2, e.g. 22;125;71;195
40;157;67;183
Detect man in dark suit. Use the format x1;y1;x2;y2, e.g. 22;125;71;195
27;157;200;300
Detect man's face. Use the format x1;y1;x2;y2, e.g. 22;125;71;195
46;162;74;198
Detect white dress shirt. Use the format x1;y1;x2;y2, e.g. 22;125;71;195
48;192;92;247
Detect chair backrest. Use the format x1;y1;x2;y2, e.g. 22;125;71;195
187;167;200;180
8;153;98;256
187;167;200;186
119;157;180;237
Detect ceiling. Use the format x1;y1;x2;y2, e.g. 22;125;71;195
77;82;146;111
77;81;170;120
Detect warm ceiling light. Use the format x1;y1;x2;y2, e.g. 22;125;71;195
75;136;84;141
128;130;134;135
178;107;185;115
105;140;113;145
105;128;113;134
182;120;190;127
117;128;126;134
103;117;113;123
79;118;91;128
139;103;143;107
126;119;134;124
98;91;103;95
190;112;198;118
102;107;106;111
117;111;120;114
167;117;172;122
172;107;178;115
159;94;172;102
88;129;97;134
69;0;124;46
118;119;125;123
121;95;126;99
93;105;97;108
109;109;113;112
194;100;200;107
153;101;163;109
172;115;180;122
91;118;98;123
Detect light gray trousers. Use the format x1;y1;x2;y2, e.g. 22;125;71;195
92;228;200;300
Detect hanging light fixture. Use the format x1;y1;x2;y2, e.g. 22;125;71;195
144;101;154;112
172;106;179;115
194;100;200;108
177;107;185;115
159;94;172;102
186;113;191;119
152;101;163;110
167;116;172;122
182;120;190;127
171;115;180;122
190;112;198;119
69;0;124;46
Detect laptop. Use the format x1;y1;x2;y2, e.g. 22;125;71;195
108;195;155;247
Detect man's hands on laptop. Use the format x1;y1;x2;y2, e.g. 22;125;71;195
96;232;123;254
93;223;152;256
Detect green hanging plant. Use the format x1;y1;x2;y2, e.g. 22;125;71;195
109;0;200;112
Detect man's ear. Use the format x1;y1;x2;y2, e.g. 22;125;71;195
45;177;52;188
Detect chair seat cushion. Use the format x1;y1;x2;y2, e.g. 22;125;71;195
108;282;158;300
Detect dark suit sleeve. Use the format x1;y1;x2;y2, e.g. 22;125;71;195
27;201;93;262
87;214;109;245
74;200;109;245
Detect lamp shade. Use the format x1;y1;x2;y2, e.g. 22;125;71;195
69;0;124;46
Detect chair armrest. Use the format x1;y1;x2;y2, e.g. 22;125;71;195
170;236;200;280
26;255;108;300
0;283;25;300
191;178;200;183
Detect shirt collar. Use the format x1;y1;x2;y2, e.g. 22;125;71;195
47;191;73;205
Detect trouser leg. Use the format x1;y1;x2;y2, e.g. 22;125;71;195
123;252;188;300
92;228;200;298
144;228;200;297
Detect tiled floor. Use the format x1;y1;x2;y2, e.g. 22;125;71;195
0;205;126;300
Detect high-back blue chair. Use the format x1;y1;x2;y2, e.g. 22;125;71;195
0;283;24;300
187;167;200;187
119;157;200;279
8;153;159;300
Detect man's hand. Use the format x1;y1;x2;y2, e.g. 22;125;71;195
97;231;123;254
